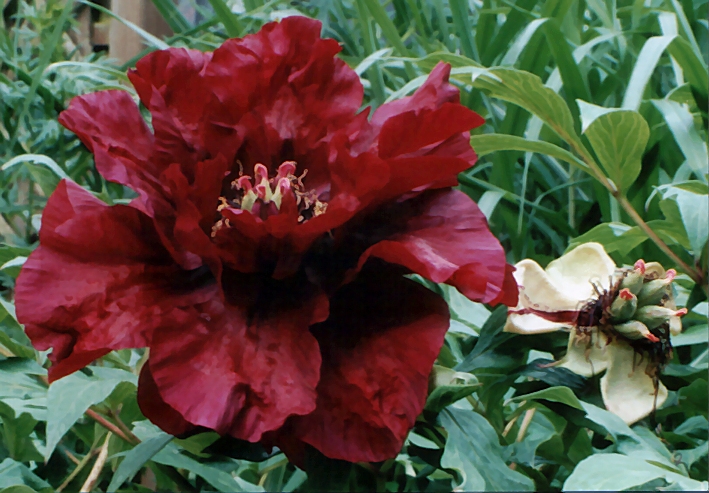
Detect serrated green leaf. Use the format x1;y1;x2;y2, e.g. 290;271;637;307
583;109;649;193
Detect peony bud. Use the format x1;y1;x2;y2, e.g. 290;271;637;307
635;305;685;329
637;278;672;306
613;320;659;342
609;288;637;322
620;269;645;295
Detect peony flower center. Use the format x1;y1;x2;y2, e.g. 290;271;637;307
211;161;328;237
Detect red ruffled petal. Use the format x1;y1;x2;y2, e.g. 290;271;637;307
147;278;328;441
58;91;164;213
128;48;213;169
354;189;512;304
287;272;450;462
138;364;197;437
203;16;363;178
14;181;198;381
371;63;461;129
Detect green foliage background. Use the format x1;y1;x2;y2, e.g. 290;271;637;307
0;0;707;491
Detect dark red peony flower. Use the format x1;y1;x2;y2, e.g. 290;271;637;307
15;17;517;463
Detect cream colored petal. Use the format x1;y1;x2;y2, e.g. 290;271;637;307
504;313;573;334
669;315;683;336
600;341;668;425
545;243;618;301
643;262;666;280
557;329;610;377
662;292;684;336
513;259;583;312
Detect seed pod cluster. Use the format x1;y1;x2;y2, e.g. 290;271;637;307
574;259;685;406
611;260;686;343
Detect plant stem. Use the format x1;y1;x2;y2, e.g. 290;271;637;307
617;196;703;285
108;407;140;445
509;407;537;471
57;448;99;492
80;432;111;492
565;132;705;286
85;408;138;445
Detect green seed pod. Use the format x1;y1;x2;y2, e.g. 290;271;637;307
620;270;645;295
637;278;671;306
609;288;637;322
613;320;658;341
635;305;683;329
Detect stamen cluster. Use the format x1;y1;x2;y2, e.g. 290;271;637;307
576;259;685;390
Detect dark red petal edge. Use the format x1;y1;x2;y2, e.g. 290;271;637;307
284;271;450;463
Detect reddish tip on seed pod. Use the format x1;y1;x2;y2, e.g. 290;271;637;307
634;259;646;273
644;332;660;343
619;288;634;300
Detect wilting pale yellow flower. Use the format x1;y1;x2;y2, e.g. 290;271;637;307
504;243;684;424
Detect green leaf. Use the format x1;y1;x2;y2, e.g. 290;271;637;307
77;1;170;49
362;0;409;55
672;324;708;347
659;185;709;257
107;433;174;492
472;67;583;148
509;410;557;468
666;36;709;101
1;485;42;493
132;421;262;492
620;33;708;110
426;367;480;412
621;36;677;111
563;453;708;491
206;0;243;37
470;134;588;172
0;359;47;421
150;0;191;33
0;459;51;493
652;100;709;182
567;222;647;254
1;154;69;181
45;367;137;460
582;108;650;193
438;283;489;334
455;306;514;372
0;412;43;462
440;408;535;491
579;402;640;442
511;386;585;410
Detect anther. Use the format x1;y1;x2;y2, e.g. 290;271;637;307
277;161;296;179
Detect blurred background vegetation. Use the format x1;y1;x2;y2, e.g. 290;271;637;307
0;0;707;491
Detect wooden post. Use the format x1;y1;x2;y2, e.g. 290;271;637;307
109;1;173;64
